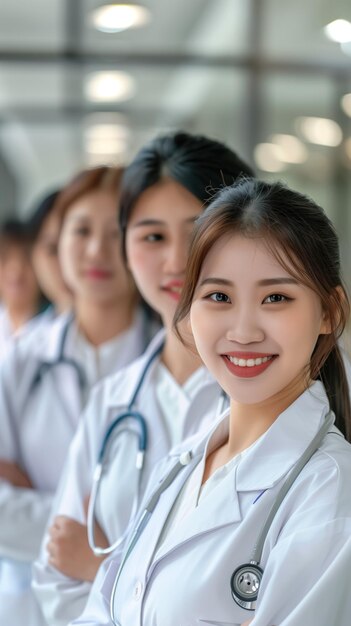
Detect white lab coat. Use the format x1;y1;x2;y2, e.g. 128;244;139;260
72;381;351;626
33;330;225;626
0;308;152;626
0;305;53;364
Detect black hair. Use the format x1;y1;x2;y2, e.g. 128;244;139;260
0;218;33;250
27;190;61;241
119;131;254;256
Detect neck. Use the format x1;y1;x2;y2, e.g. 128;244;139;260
227;375;310;457
55;297;73;316
161;320;203;385
75;296;137;347
202;375;311;484
7;304;37;332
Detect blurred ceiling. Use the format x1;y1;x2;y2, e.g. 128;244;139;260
0;0;350;224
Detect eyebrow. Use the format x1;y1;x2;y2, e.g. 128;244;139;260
131;216;199;228
198;277;299;287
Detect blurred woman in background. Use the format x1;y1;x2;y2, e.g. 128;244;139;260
0;165;156;626
28;189;72;317
0;219;45;360
33;131;254;626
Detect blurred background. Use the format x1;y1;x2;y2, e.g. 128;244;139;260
0;0;350;281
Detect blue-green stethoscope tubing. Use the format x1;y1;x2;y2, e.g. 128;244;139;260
109;410;335;623
87;340;228;557
30;313;87;394
87;341;164;556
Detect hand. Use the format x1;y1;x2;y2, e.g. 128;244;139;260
47;515;109;582
241;620;254;625
0;460;33;488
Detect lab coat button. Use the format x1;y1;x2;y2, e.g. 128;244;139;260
133;580;143;600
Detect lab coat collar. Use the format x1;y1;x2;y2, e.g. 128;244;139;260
29;311;74;362
148;382;333;573
188;380;333;492
105;328;217;410
104;328;166;408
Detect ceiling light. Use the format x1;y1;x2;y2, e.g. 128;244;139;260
84;71;135;102
324;19;351;43
85;124;129;142
269;134;308;164
91;4;151;34
253;143;287;173
341;93;351;117
295;117;342;147
85;137;127;155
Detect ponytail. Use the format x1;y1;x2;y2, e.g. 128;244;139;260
319;345;351;442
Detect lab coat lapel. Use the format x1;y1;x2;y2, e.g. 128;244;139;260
50;365;83;429
35;313;83;430
149;462;242;576
128;455;201;583
149;381;332;576
105;329;166;410
236;381;332;492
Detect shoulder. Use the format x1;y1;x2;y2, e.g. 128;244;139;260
279;429;351;537
88;328;166;408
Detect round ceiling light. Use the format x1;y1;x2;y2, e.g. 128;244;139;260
91;4;151;34
84;71;136;102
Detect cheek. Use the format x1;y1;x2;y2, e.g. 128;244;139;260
59;234;76;263
127;247;156;284
189;304;216;355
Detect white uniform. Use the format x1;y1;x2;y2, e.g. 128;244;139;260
0;308;151;626
72;381;351;626
33;330;225;626
0;305;53;363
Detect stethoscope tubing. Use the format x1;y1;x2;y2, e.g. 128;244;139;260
88;341;164;556
89;339;227;557
109;410;335;623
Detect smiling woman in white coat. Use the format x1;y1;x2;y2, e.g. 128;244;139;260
0;165;154;626
72;178;351;626
32;132;254;626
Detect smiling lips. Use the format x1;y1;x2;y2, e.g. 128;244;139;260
162;280;184;301
223;352;277;378
85;268;112;280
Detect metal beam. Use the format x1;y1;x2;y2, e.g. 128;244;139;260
0;49;351;77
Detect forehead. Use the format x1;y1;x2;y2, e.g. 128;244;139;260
129;178;203;223
64;188;117;220
200;232;294;280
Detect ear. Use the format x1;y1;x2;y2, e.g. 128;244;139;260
319;286;345;336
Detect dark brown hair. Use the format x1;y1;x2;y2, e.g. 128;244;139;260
174;179;351;440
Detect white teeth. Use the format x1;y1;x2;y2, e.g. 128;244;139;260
228;355;273;367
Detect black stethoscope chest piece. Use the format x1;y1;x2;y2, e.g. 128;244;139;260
230;562;263;610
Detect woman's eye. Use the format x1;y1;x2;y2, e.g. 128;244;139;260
144;233;163;242
264;293;289;304
208;292;230;303
46;243;58;256
74;227;90;236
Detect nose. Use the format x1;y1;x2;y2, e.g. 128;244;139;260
225;307;265;345
86;234;105;259
163;236;187;276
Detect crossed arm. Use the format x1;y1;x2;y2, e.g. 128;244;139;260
46;496;109;582
0;459;33;488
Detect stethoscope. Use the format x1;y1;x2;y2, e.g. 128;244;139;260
87;340;228;557
29;313;87;394
109;409;335;624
